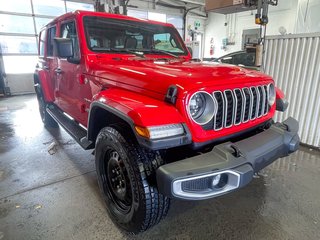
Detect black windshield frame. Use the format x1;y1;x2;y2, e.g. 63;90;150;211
83;16;188;56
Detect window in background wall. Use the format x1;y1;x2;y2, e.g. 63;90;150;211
66;2;94;12
167;15;184;38
1;0;32;14
0;14;35;34
32;0;66;16
2;56;38;74
0;36;37;54
127;9;148;19
35;17;54;34
167;15;183;28
148;12;166;23
0;0;94;75
127;10;184;38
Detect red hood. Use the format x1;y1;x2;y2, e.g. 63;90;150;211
87;55;273;99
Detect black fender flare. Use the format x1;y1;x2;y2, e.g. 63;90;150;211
87;101;192;150
87;101;136;141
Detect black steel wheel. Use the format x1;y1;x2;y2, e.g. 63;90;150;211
34;84;58;128
106;150;132;213
95;126;170;234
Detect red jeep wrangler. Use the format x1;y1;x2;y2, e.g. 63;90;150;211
34;10;300;233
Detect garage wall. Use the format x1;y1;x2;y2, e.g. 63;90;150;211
127;8;184;37
263;33;320;147
5;74;34;94
126;0;183;15
295;0;320;33
203;0;320;59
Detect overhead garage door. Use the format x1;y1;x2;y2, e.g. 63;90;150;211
0;0;94;95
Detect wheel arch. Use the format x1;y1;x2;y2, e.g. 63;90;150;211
87;102;137;144
33;71;54;102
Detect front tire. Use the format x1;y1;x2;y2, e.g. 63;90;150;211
95;127;170;234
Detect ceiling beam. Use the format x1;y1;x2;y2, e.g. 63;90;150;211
176;0;205;6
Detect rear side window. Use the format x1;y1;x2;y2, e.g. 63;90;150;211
47;26;56;57
60;21;80;59
39;30;46;57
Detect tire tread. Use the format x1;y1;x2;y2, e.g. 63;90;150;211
96;127;170;233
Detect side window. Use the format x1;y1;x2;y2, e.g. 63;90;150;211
39;30;46;57
88;29;111;50
114;36;124;49
60;21;80;59
153;33;183;53
132;35;143;49
47;26;56;57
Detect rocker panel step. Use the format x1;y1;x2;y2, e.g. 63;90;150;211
46;105;93;150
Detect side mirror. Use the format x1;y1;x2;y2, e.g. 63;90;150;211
54;38;73;58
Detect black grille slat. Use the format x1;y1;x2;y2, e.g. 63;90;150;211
243;88;251;122
250;87;258;119
264;85;269;114
211;84;270;131
213;92;224;130
224;90;234;127
234;89;242;124
257;86;264;117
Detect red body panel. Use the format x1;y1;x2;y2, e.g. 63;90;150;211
276;87;285;99
93;89;184;126
37;10;280;144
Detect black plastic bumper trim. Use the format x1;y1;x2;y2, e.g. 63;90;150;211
276;98;289;112
156;117;300;200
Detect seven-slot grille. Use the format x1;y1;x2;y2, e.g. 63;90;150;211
212;85;270;130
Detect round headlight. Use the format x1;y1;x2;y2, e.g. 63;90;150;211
188;91;217;125
268;83;276;106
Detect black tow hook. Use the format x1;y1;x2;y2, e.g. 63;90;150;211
230;144;242;158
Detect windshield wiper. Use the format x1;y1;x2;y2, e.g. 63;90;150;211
110;48;145;58
145;49;179;58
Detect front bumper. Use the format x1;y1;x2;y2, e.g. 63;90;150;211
156;117;300;200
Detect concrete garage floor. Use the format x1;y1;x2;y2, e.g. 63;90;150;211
0;95;320;240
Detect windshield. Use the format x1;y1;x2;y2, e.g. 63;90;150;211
83;16;188;56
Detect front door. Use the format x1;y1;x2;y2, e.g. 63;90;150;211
55;20;90;126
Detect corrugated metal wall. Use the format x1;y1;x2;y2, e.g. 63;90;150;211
263;33;320;147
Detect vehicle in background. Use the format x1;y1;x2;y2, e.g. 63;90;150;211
213;50;260;71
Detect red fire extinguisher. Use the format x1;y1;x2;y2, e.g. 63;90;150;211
210;38;214;56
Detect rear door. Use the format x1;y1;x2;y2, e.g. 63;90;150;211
41;25;58;102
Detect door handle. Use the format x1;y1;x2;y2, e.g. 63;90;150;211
55;68;62;74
